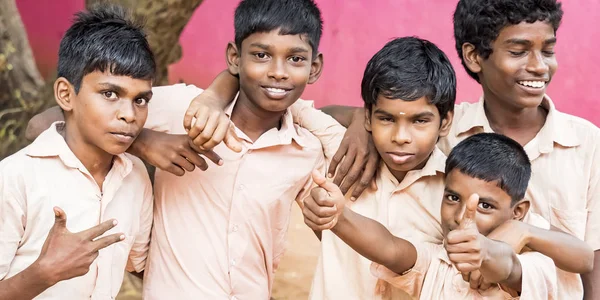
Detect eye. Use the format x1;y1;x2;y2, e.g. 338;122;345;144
542;50;555;56
478;202;494;210
134;98;149;106
377;116;393;123
508;51;526;57
289;56;305;63
254;52;269;60
414;119;429;124
446;194;459;202
103;91;118;100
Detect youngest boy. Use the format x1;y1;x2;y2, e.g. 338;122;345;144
0;5;153;299
306;133;593;299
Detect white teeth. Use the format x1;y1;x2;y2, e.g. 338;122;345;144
518;81;546;88
266;87;286;93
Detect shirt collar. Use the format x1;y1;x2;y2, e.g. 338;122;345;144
225;95;309;148
455;95;580;152
25;121;133;177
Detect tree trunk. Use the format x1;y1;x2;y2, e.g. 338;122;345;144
0;0;46;158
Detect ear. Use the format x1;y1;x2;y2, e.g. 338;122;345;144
307;52;324;84
462;43;483;76
226;42;241;76
364;107;372;132
511;199;530;221
54;77;75;112
438;110;454;137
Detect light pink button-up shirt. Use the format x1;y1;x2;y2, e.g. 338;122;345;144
0;122;153;300
142;84;328;300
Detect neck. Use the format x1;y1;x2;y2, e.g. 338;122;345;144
230;91;285;142
482;96;547;146
61;122;113;185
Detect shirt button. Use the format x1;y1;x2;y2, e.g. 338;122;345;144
231;297;237;300
238;184;245;190
232;224;239;232
231;259;237;266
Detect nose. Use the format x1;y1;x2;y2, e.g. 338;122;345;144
117;101;136;124
525;51;549;76
267;58;289;81
391;124;412;145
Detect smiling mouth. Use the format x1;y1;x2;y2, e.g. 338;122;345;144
517;80;546;89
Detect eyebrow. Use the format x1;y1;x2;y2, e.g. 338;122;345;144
98;82;152;99
373;108;395;117
412;111;436;119
543;37;557;46
504;38;532;47
249;43;309;54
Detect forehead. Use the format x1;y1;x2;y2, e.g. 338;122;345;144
373;94;439;116
242;29;313;53
495;20;556;44
81;71;152;91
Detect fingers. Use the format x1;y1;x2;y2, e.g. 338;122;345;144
183;102;201;132
333;150;356;187
469;271;482;290
92;232;125;252
199;149;223;166
187;108;209;139
459;193;479;228
450;259;480;274
223;123;243;153
304;193;337;215
303;215;337;231
52;206;67;228
172;155;196;173
181;148;210;171
311;170;342;195
328;142;349;178
446;228;479;245
164;164;186;176
350;154;379;200
79;219;119;240
201;119;228;150
338;154;364;196
302;205;337;227
309;187;336;208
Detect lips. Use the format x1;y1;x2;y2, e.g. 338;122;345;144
110;131;136;143
386;151;415;164
261;85;293;100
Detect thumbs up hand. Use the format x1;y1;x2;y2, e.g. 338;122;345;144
302;170;347;231
445;194;487;274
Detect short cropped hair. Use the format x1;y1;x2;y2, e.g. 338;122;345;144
57;4;155;92
361;37;456;119
234;0;323;57
446;133;532;204
453;0;563;82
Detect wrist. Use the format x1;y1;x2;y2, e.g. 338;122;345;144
30;259;58;287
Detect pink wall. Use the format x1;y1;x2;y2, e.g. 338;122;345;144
17;0;600;125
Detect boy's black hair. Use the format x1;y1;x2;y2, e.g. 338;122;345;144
234;0;323;57
454;0;563;82
446;133;531;204
361;37;456;120
57;4;155;93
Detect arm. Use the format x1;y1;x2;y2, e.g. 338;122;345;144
0;263;56;300
583;252;600;300
301;170;416;274
487;218;594;274
25;106;63;141
527;224;593;273
332;207;417;275
320;105;362;128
